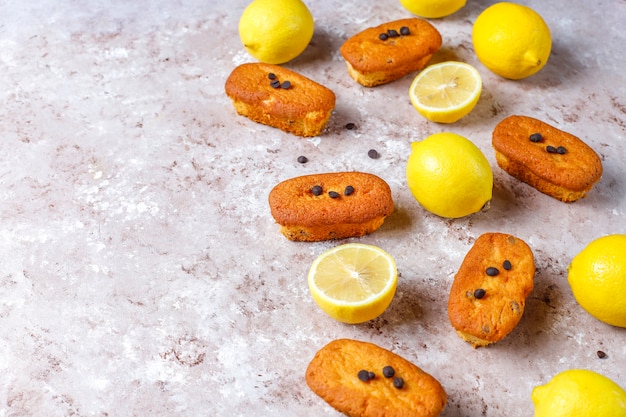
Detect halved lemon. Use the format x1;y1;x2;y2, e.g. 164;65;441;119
409;61;482;124
308;243;398;324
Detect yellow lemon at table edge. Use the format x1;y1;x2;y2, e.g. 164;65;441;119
567;234;626;328
308;243;398;324
531;369;626;417
472;2;551;80
239;0;314;64
399;0;466;18
409;61;482;124
406;132;493;219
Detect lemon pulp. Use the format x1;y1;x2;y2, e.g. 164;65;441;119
409;61;482;124
308;243;397;324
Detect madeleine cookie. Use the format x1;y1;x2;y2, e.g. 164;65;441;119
492;115;603;202
306;339;447;417
224;63;336;137
340;18;442;87
268;172;394;242
448;233;535;348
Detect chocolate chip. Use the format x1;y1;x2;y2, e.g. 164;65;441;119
503;260;512;270
281;81;291;89
358;370;371;382
529;133;543;143
297;155;308;163
379;33;389;41
557;146;567;154
268;73;276;80
400;26;410;36
344;185;355;196
311;185;323;196
486;267;499;276
393;377;404;389
368;149;380;159
383;366;395;378
387;29;399;38
270;80;281;88
474;288;486;299
345;122;356;130
546;145;558;153
328;191;340;199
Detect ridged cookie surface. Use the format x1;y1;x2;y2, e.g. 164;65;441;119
224;63;336;137
306;339;447;417
340;18;442;87
448;233;535;348
492;115;603;202
268;172;394;241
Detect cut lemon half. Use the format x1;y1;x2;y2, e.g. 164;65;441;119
308;243;398;324
409;61;482;124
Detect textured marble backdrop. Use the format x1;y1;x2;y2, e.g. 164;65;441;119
0;0;624;416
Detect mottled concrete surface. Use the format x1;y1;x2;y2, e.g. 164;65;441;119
0;0;625;416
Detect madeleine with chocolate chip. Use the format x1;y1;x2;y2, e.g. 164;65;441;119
448;233;535;348
225;63;335;137
340;18;442;87
306;339;447;417
492;115;603;202
268;172;393;241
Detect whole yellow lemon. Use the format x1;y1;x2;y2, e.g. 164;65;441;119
472;2;551;79
399;0;466;18
406;132;493;219
567;234;626;327
239;0;314;64
532;369;626;417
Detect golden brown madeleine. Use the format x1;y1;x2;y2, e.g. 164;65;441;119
448;233;535;348
306;339;447;417
492;115;603;202
224;63;336;137
340;18;442;87
268;172;394;242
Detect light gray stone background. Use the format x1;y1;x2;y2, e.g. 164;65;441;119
1;0;624;415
